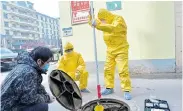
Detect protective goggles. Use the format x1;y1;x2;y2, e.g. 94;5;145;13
65;49;73;53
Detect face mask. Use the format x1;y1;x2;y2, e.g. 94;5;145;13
65;50;74;56
41;63;50;72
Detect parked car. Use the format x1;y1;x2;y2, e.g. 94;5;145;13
11;49;26;54
50;48;61;62
0;48;18;71
26;48;33;52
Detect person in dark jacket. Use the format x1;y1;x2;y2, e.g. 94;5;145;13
1;46;55;111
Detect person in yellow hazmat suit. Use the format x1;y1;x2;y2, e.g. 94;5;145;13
88;8;132;100
57;42;90;93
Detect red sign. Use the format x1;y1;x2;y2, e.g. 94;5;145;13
70;1;90;25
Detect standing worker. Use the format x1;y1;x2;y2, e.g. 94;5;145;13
88;8;132;100
57;42;90;93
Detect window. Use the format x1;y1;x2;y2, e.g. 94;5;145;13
46;29;48;34
11;1;16;4
5;30;9;35
38;15;42;20
2;4;7;10
1;1;8;4
28;4;33;9
18;10;26;15
17;1;27;7
3;13;8;19
4;22;9;27
11;8;15;12
17;32;21;36
28;26;31;30
44;29;46;34
12;24;16;27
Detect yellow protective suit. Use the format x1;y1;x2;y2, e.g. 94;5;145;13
57;42;88;90
89;9;131;92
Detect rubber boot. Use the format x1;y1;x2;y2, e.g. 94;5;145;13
124;91;132;100
81;88;90;93
101;88;114;95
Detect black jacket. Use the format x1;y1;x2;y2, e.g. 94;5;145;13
1;52;50;111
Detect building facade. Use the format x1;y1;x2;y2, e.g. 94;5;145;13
0;1;61;49
37;12;61;48
0;1;39;49
59;1;182;73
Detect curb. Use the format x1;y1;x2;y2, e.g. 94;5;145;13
130;73;182;79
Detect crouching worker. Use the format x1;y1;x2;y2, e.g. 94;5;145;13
1;46;55;111
57;42;90;93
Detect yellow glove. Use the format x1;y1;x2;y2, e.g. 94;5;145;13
75;70;81;80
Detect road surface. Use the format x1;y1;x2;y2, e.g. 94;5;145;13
1;63;182;111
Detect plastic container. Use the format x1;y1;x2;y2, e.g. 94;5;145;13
49;70;131;111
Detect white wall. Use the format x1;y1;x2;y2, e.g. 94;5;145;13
174;1;182;72
59;1;175;62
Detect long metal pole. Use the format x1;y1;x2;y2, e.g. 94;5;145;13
90;1;101;99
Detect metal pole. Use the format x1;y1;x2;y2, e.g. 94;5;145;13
90;1;101;99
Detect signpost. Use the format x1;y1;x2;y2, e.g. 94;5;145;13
62;27;73;37
70;1;90;25
106;1;122;11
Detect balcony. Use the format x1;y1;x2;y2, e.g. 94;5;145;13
8;19;38;27
12;36;35;40
8;2;36;13
12;33;40;40
6;10;37;20
10;27;40;34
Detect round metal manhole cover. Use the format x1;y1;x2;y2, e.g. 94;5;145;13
48;70;82;110
80;98;130;111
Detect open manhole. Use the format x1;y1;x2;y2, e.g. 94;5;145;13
49;70;131;111
81;98;130;111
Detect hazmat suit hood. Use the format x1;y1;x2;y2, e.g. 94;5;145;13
64;42;74;56
98;8;115;23
64;42;74;51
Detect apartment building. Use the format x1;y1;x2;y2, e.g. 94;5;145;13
37;12;61;48
0;1;61;49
